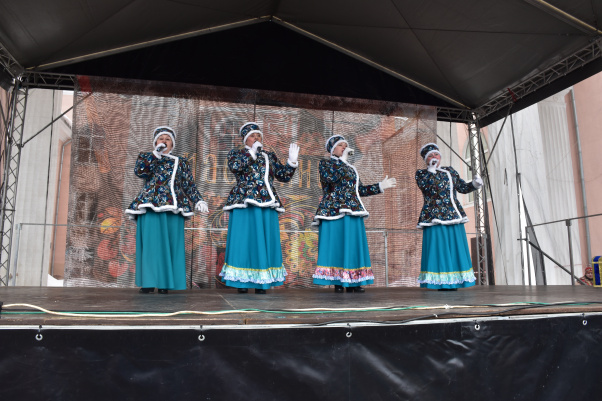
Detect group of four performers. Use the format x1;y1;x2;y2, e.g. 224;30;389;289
125;123;482;294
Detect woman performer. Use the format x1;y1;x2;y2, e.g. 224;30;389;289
312;135;396;293
415;143;482;290
126;126;208;294
220;122;300;294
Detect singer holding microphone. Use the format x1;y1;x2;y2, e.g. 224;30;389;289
312;135;396;293
415;143;482;290
220;122;299;294
125;126;208;294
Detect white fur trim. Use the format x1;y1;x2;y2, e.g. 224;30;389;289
419;142;438;154
415;167;466;229
423;149;441;162
416;217;469;229
329;139;348;156
164;154;179;209
312;209;370;225
222;153;284;213
439;167;463;220
341;158;368;214
287;159;299;168
125;204;195;219
262;152;277;204
153;126;176;154
245;145;257;160
311;158;370;225
223;199;285;213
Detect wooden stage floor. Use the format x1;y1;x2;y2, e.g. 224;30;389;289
1;285;601;327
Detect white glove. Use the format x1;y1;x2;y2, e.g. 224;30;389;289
195;201;209;213
248;141;262;160
340;147;354;162
153;143;166;159
251;141;263;153
427;158;438;174
472;175;484;189
288;143;300;166
379;175;397;191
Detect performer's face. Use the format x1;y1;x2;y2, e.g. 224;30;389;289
333;142;347;157
156;134;173;153
245;132;262;147
426;152;441;167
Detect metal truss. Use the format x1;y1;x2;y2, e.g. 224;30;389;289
477;39;602;121
21;71;77;90
0;82;28;286
466;119;491;285
436;107;473;123
0;44;24;79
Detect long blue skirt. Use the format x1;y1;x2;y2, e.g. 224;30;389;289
220;206;287;289
135;210;187;290
418;224;476;289
312;215;375;287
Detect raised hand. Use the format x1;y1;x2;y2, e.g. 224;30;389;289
379;175;397;191
288;143;300;165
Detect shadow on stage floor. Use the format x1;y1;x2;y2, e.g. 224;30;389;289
1;285;600;326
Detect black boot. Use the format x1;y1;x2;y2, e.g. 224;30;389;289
255;289;266;294
346;286;365;293
139;287;154;294
158;289;168;294
237;288;248;293
334;285;344;293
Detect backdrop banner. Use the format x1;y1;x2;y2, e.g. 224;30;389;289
65;76;437;288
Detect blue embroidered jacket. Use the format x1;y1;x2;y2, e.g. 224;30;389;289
415;166;477;228
223;147;296;213
125;152;204;218
313;157;382;224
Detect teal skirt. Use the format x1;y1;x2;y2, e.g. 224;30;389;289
220;206;287;289
312;215;375;287
418;224;476;289
135;210;187;290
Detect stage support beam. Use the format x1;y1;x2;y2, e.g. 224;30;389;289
467;118;494;284
0;45;28;286
0;82;28;286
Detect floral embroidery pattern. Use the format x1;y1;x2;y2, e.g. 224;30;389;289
314;157;381;222
313;265;375;283
415;166;476;227
219;263;287;284
223;148;296;212
126;152;203;217
417;268;476;286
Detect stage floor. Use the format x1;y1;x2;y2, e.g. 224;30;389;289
1;285;600;327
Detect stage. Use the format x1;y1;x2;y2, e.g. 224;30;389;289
1;286;601;400
0;285;600;326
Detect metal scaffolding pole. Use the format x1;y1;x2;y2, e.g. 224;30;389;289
0;80;28;286
466;118;489;284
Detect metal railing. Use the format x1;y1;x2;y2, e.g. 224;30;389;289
524;212;602;285
10;222;434;288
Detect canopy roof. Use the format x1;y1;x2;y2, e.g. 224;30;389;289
1;0;601;123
